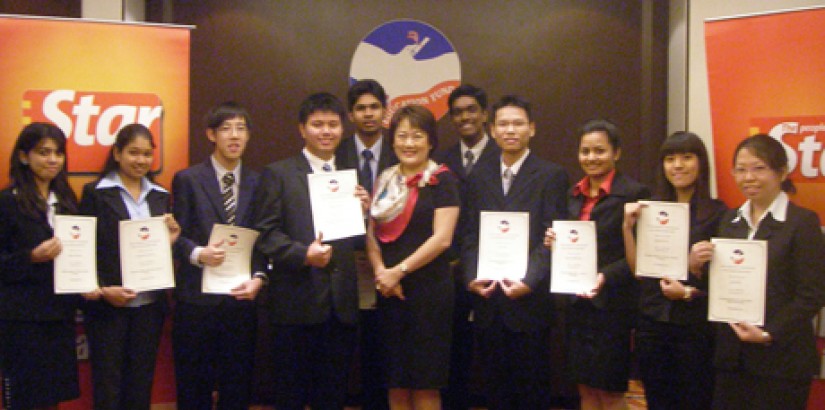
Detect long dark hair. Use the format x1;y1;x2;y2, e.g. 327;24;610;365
655;132;716;221
8;122;78;219
97;123;157;182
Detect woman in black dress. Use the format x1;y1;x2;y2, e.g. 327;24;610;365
367;105;460;410
0;123;83;409
547;119;649;410
623;132;727;409
690;134;825;410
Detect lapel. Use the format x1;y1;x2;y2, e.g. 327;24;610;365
236;165;255;224
146;188;168;216
197;160;228;222
293;153;312;194
504;153;539;204
99;188;131;220
753;211;783;241
338;136;358;170
476;158;506;209
477;137;501;165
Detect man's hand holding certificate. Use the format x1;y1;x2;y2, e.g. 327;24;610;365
308;169;366;241
477;211;530;281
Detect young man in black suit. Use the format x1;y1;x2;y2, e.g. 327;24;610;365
251;92;370;410
461;95;569;410
335;79;396;410
434;84;500;410
171;101;263;409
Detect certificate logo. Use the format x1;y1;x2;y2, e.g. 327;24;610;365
350;20;461;126
731;249;745;265
138;226;150;240
568;229;580;243
328;179;340;192
656;210;670;225
498;220;510;233
227;233;239;247
70;225;81;239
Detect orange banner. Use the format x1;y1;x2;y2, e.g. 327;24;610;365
705;7;825;221
0;15;190;408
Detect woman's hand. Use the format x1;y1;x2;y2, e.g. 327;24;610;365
543;227;556;250
468;279;497;298
355;185;371;214
375;265;402;291
660;278;687;301
730;322;772;344
689;241;714;278
164;214;181;244
501;279;532;300
30;237;62;263
99;286;137;307
577;272;605;299
623;202;643;231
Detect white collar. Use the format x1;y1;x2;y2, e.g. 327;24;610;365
354;134;382;159
732;191;789;230
500;149;530;176
302;148;336;173
96;171;167;194
211;155;241;180
460;133;490;161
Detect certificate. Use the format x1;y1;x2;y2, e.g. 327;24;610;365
477;211;529;281
708;238;767;326
203;224;260;294
635;201;689;280
119;217;175;291
550;220;598;294
53;215;98;293
308;170;365;241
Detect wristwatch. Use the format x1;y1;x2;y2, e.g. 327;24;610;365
253;272;269;286
683;286;694;301
399;262;409;275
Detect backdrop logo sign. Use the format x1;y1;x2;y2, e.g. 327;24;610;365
750;117;825;182
22;90;163;174
350;20;461;126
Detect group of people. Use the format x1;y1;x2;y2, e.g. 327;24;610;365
0;79;823;410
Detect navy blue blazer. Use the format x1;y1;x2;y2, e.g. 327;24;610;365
0;188;78;321
251;154;359;326
434;136;500;183
172;160;260;306
714;201;825;380
461;152;569;331
335;133;398;188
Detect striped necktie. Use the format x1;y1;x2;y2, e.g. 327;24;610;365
222;172;236;225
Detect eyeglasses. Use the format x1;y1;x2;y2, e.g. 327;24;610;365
216;125;248;135
732;165;771;177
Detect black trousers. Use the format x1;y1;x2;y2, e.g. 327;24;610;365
270;316;357;410
636;316;715;410
713;370;811;410
356;308;389;410
86;301;165;410
172;301;257;410
477;317;552;410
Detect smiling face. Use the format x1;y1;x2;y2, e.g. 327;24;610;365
349;93;385;138
663;152;699;193
450;95;487;145
114;135;154;182
20;137;65;187
733;147;786;206
578;131;620;180
208;116;249;167
393;118;432;174
492;106;534;157
300;110;343;161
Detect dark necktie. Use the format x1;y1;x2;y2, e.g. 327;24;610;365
322;163;333;172
222;172;236;225
361;149;374;194
502;168;513;195
464;150;475;176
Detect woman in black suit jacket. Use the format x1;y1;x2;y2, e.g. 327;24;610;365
691;134;825;410
0;123;82;408
79;124;179;410
547;119;649;410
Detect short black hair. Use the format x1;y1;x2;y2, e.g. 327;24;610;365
578;119;621;150
490;95;532;122
347;79;387;111
298;92;346;124
448;84;488;112
205;101;252;130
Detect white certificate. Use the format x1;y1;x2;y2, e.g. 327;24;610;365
53;215;98;293
477;212;529;281
119;217;175;291
635;201;690;280
203;224;260;294
308;170;365;241
550;220;598;294
708;238;767;326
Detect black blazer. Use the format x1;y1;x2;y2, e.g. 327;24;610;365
434;136;501;183
461;153;569;331
568;172;650;310
714;201;825;380
251;154;359;326
0;188;78;321
172;160;260;306
78;181;170;307
335;133;398;189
